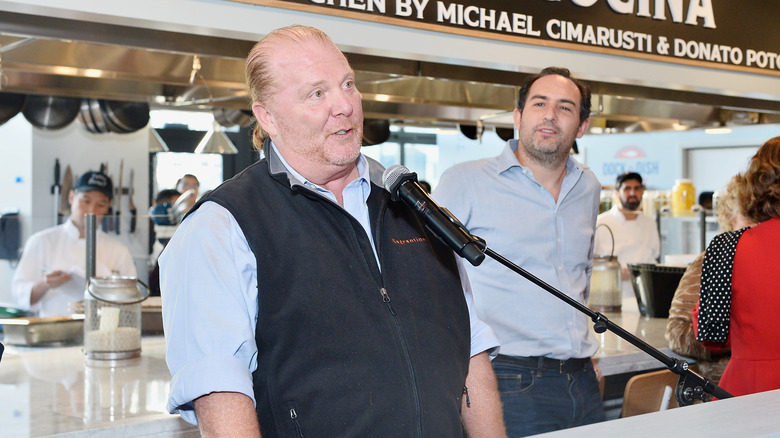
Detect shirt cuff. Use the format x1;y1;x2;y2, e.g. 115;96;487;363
167;354;256;426
470;320;501;359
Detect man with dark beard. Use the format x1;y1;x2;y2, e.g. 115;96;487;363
594;171;660;280
434;67;606;436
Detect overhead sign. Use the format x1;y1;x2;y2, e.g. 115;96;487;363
231;0;780;77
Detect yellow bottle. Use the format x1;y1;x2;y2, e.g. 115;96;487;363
672;179;696;217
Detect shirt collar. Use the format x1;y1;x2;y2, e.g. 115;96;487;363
64;218;81;238
608;204;628;222
498;139;584;182
496;139;523;174
64;217;105;239
268;141;371;202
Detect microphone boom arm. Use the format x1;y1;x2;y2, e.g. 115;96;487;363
380;164;729;404
473;240;733;406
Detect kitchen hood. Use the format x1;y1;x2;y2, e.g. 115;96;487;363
1;10;779;134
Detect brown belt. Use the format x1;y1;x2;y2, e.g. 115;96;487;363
496;354;590;373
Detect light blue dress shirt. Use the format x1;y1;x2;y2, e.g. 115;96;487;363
434;140;601;360
161;144;499;425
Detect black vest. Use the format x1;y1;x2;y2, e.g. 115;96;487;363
193;157;470;437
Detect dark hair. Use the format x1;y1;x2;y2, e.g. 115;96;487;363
155;189;181;205
739;136;780;223
615;171;643;189
516;67;591;124
176;174;199;186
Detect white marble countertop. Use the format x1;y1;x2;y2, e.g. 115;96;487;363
591;295;685;376
0;293;677;437
535;388;780;437
0;336;198;438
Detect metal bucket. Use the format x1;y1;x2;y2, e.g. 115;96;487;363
83;276;149;361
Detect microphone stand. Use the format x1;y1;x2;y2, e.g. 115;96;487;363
385;167;730;404
470;238;733;406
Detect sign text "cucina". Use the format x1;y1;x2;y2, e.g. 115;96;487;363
546;0;715;29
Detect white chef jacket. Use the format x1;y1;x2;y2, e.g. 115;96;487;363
11;219;137;317
594;205;660;267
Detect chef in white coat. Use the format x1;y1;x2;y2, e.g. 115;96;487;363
12;171;136;317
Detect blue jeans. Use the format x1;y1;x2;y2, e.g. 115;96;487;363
493;355;606;437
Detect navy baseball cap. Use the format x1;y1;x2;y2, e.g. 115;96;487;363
615;171;643;188
74;171;113;200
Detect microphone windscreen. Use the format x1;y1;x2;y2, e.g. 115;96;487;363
382;164;410;193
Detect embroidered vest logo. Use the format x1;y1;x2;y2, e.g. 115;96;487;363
392;237;427;245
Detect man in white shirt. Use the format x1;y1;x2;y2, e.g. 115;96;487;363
594;171;660;280
12;171;136;317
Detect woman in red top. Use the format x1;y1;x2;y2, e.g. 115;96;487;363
695;136;780;397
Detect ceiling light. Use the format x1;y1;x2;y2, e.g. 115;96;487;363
194;120;238;154
705;127;733;135
149;128;169;152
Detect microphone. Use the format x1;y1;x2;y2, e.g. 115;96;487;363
382;165;485;266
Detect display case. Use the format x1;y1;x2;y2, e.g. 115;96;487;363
657;210;719;263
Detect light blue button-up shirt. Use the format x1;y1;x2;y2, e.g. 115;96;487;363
161;144;499;425
434;140;601;359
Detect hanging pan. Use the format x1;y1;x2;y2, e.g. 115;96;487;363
101;99;150;133
361;118;391;146
78;98;111;134
78;99;98;133
88;98;109;133
22;95;81;129
22;95;80;130
0;92;26;126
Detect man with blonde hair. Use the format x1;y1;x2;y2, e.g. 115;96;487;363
161;25;505;438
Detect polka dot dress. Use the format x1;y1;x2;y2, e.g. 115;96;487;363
697;228;748;343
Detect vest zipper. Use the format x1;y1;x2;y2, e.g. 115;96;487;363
289;407;304;437
379;287;396;315
345;195;424;436
379;286;424;437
